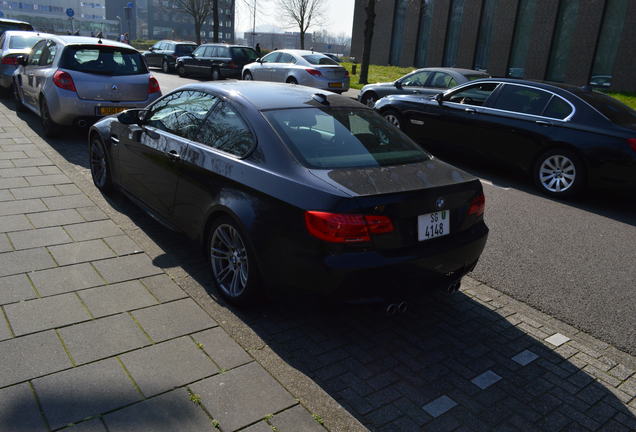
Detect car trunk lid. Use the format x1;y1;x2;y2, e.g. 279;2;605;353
65;69;150;101
314;65;347;80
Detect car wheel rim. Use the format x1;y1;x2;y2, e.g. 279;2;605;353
90;140;107;187
539;155;576;193
210;224;249;298
385;114;400;128
365;96;376;107
162;61;168;73
244;73;252;80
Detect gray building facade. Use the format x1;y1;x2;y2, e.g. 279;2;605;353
351;0;636;92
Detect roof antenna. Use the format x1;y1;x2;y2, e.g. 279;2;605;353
312;93;329;105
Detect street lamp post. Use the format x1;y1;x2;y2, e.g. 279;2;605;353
116;15;122;35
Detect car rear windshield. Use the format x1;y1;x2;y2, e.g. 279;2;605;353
175;44;196;54
0;23;33;36
60;45;147;76
9;35;41;49
574;90;636;128
264;108;429;169
466;74;490;80
302;54;338;66
230;47;258;62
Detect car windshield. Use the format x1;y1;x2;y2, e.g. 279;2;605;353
573;90;636;128
264;108;429;169
230;47;258;62
302;54;338;66
9;35;41;49
60;45;147;76
176;44;196;54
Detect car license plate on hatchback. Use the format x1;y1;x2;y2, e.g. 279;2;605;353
97;106;131;116
328;82;342;88
418;211;450;241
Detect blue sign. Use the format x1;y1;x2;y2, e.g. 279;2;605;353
66;8;74;17
126;1;134;7
0;11;4;18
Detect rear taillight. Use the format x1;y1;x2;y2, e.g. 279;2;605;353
148;76;160;94
305;68;322;77
305;211;394;243
52;70;76;92
628;138;636;152
1;55;18;65
468;193;485;217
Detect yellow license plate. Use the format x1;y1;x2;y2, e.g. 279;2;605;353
328;82;342;88
98;106;130;116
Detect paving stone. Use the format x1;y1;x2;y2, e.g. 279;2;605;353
0;214;32;232
0;166;42;178
121;337;218;397
192;327;253;370
0;313;10;341
59;418;107;431
0;177;29;189
59;313;151;365
422;395;457;418
545;333;571;347
0;248;56;277
76;206;107;221
26;174;71;186
0;383;48;431
78;280;157;318
0;274;36;305
27;209;84;228
0;198;46;216
0;330;71;386
190;362;296;432
140;274;186;302
93;254;162;284
241;422;272;432
617;377;636;397
5;293;91;336
39;166;62;175
0;189;12;201
42;195;94;211
0;151;27;160
48;239;115;266
10;185;60;200
33;358;142;430
0;160;12;168
65;220;124;242
271;405;324;432
55;184;81;195
30;262;104;296
607;364;634;381
132;298;215;342
103;235;142;255
12;157;52;168
0;233;11;252
104;388;213;432
8;226;71;250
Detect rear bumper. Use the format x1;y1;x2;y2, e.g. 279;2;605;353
0;65;17;89
297;74;350;92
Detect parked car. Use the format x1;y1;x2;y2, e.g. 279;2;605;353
13;36;162;136
142;40;197;73
88;82;488;304
242;50;350;93
0;18;34;37
0;30;51;94
374;78;636;197
176;44;258;80
359;67;490;107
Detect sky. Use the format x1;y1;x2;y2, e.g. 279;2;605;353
234;0;355;38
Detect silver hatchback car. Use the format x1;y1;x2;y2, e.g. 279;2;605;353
242;49;350;93
0;31;52;93
13;36;162;136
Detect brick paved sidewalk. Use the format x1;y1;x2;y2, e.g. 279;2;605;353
0;108;353;431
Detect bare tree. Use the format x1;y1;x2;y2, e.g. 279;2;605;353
170;0;223;44
276;0;324;49
359;0;375;84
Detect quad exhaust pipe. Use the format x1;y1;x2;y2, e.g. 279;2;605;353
385;301;408;316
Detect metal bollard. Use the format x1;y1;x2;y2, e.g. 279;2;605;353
352;64;357;75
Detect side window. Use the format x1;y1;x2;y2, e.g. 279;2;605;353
40;41;57;66
151;42;162;50
192;46;205;57
543;96;573;120
446;83;499;106
204;46;216;57
217;47;230;57
196;101;255;157
492;85;552;116
28;40;46;66
430;72;457;89
0;34;6;49
278;53;293;64
167;43;175;52
147;90;218;140
401;70;431;87
261;52;280;63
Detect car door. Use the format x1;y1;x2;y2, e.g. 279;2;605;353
185;45;205;75
396;70;433;96
201;45;217;75
146;41;160;67
33;40;57;107
271;52;294;82
117;90;219;218
18;39;46;107
252;52;279;81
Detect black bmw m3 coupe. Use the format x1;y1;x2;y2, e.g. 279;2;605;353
88;82;488;304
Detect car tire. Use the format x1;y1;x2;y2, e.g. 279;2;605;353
177;63;187;77
13;82;26;112
89;135;113;193
533;148;585;198
39;98;59;137
211;68;220;81
206;216;261;305
243;71;253;80
361;92;378;107
383;109;402;129
286;77;298;85
161;59;170;73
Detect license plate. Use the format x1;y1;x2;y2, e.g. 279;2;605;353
98;106;130;116
418;211;450;241
328;82;342;88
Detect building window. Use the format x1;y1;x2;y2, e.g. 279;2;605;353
473;0;497;71
389;0;408;65
590;0;629;88
414;0;434;67
442;0;464;67
545;0;580;82
507;0;537;78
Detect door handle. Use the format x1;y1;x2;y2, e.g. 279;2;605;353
535;120;552;127
167;150;180;161
464;108;476;113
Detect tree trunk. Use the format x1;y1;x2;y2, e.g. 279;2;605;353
194;20;202;45
300;31;305;50
213;0;220;42
359;0;376;85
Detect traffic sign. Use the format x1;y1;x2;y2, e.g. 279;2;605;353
127;1;134;7
66;8;74;17
0;11;4;18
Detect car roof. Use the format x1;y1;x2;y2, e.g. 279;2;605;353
463;77;590;98
279;49;328;56
414;67;488;76
2;30;53;38
0;18;31;25
48;35;134;49
201;43;253;48
158;40;196;44
176;81;362;111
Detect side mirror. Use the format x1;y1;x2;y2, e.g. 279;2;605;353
256;57;262;63
16;55;27;66
435;93;444;105
148;47;155;51
394;80;402;89
118;108;149;125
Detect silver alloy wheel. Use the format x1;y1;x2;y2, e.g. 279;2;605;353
384;113;400;128
539;154;576;193
212;68;220;80
90;140;108;188
162;59;169;73
363;94;377;107
210;224;249;298
243;71;252;80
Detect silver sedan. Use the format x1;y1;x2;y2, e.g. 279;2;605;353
242;49;350;93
